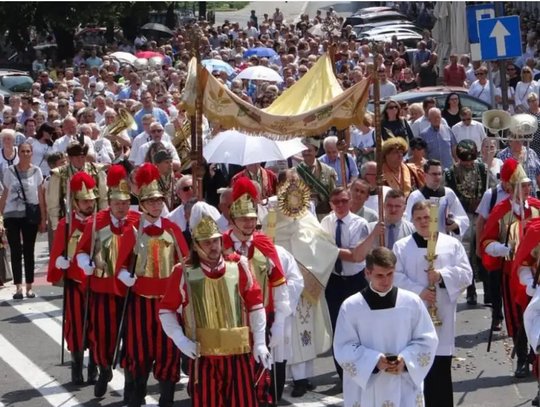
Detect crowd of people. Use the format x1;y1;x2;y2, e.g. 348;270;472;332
3;2;540;407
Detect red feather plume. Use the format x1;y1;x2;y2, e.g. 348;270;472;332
107;164;127;188
232;176;259;202
500;158;519;183
135;163;160;188
70;172;96;192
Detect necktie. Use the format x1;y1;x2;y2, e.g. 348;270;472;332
387;224;396;249
335;219;343;274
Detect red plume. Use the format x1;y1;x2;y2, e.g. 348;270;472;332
70;172;96;192
107;165;127;188
135;163;160;189
500;158;519;183
232;176;259;202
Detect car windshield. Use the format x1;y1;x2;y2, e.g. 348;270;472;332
0;75;33;92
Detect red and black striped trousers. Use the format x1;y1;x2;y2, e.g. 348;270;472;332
88;292;123;367
189;354;258;407
64;280;86;353
124;294;181;382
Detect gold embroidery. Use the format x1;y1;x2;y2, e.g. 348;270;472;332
342;362;357;377
416;393;424;407
297;297;312;324
417;353;431;367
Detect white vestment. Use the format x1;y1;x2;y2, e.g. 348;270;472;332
405;188;469;240
393;233;473;355
273;245;304;362
262;209;337;372
334;288;439;407
524;287;540;353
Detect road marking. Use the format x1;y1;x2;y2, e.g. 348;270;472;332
0;290;160;405
0;333;82;407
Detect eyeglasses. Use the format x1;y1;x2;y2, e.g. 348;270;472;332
476;72;486;76
182;185;193;192
331;198;350;205
449;97;459;101
151;129;164;133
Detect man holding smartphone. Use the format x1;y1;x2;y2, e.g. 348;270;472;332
333;247;439;407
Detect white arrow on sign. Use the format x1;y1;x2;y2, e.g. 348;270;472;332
489;20;510;57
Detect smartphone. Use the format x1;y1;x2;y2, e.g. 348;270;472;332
385;354;398;362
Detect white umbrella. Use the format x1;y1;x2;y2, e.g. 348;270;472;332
110;51;137;65
236;66;284;83
203;130;306;166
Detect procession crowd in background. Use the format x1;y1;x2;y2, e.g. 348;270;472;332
4;1;540;407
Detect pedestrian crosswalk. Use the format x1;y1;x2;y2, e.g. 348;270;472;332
0;263;344;407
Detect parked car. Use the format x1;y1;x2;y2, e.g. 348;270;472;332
353;6;394;15
343;11;411;28
366;87;492;122
0;70;34;102
359;25;424;38
366;32;422;49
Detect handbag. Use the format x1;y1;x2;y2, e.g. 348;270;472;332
13;165;41;225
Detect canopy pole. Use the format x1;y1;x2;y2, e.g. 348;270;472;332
373;45;385;247
189;26;204;201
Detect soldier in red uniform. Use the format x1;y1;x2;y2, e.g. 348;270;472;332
230;162;278;199
159;201;272;407
47;172;98;385
221;176;290;406
480;158;540;378
75;165;140;399
115;163;189;407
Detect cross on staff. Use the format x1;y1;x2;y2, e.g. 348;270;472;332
372;42;385;247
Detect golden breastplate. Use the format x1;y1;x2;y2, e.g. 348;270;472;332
93;226;120;279
184;262;250;356
135;231;176;279
501;208;540;260
250;247;270;307
68;229;83;260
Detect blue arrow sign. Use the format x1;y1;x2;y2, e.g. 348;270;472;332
467;4;496;43
478;16;522;61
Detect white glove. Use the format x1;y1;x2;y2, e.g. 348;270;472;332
485;242;511;258
76;253;95;276
118;269;137;287
268;322;285;348
527;283;537;297
55;256;70;270
173;331;198;359
253;343;273;370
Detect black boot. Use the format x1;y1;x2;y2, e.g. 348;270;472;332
158;380;176;407
466;285;477;306
87;356;98;384
71;352;84;385
127;374;149;407
291;379;307;397
515;359;530;378
123;370;134;405
94;366;113;398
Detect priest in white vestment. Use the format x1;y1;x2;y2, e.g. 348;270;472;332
393;200;473;407
334;247;439;407
524;286;540;405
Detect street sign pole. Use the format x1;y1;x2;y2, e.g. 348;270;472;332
487;61;497;108
495;5;509;111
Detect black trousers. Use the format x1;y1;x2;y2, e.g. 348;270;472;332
424;355;453;407
325;271;368;381
489;269;504;322
4;217;39;285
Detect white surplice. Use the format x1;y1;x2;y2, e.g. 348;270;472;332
393;233;473;355
273;245;304;362
405;188;469;241
334;288;439;407
524;287;540;353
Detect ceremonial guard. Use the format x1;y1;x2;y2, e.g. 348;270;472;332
46;141;108;231
394;200;472;407
334;247;439;407
114;163;189;407
222;177;291;406
230;163;278;199
47;172;98;385
154;149;180;211
159;202;272;407
75;165;140;398
480;158;540;377
262;179;337;397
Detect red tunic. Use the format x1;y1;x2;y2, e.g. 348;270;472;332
75;208;140;294
159;253;264;314
114;217;189;297
513;217;540;309
47;213;88;284
230;168;277;199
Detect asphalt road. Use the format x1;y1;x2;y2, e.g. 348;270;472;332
0;237;539;407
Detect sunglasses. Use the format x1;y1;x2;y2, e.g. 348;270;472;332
476;72;486;76
182;186;193;192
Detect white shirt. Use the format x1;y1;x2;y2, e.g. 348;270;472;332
217;214;230;233
451;120;487;151
411;116;448;138
166;204;187;231
94;138;114;164
365;186;391;213
515;80;540;109
475;183;509;219
135;139;180;166
28;138;51;177
320;212;367;275
369;81;397;99
52;134;96;157
129;131;171;163
3;164;43;218
468;80;492;105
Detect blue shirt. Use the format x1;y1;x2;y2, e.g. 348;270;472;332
133;107;169;135
419;125;456;170
319;153;358;185
86;56;103;69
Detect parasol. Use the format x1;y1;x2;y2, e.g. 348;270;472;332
141;23;174;38
201;59;235;76
236;66;283;83
243;47;278;58
135;51;163;59
110;51;137;66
